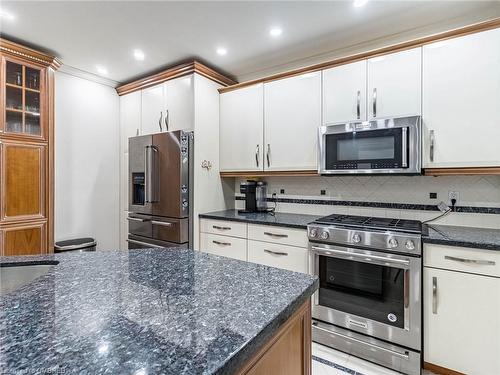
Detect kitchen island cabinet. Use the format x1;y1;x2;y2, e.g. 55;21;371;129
0;248;317;375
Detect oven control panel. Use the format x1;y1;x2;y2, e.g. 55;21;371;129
307;225;421;255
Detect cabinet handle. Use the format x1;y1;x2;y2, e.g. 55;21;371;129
151;220;173;227
213;225;231;230
255;144;260;167
429;130;435;162
444;255;495;266
264;249;288;256
263;232;288;238
212;240;231;246
432;276;438;314
164;109;169;131
372;88;377;118
159;111;163;132
266;144;271;167
356;90;361;120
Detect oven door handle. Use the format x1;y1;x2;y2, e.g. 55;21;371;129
310;246;410;268
313;324;410;360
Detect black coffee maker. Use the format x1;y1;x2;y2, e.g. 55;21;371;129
239;180;268;213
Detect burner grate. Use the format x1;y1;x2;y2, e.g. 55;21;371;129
315;214;422;233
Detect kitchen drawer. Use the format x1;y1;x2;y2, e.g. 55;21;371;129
152;216;188;244
248;224;308;248
248;240;308;273
424;244;500;278
200;219;247;238
200;233;247;261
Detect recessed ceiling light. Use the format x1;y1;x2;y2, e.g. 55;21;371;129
269;27;283;37
0;8;15;21
96;65;108;76
216;47;227;56
133;49;145;61
353;0;369;7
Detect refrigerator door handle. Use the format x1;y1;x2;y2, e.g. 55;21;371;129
150;146;159;203
144;146;150;203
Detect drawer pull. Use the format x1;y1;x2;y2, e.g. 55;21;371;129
264;249;288;256
213;225;231;231
213;240;231;246
263;232;288;238
127;217;150;223
444;255;495;266
151;220;173;227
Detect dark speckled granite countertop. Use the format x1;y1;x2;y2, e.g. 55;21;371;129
0;248;318;375
199;210;321;229
423;224;500;251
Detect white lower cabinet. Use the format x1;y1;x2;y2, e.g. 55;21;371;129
200;233;247;261
199;219;309;273
423;244;500;374
247;240;308;273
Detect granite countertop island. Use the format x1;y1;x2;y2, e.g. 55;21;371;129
199;209;321;229
0;248;318;375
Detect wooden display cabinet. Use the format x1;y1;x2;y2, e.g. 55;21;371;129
0;38;60;255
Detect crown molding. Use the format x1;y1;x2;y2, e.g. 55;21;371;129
115;60;237;96
57;64;120;88
0;38;61;69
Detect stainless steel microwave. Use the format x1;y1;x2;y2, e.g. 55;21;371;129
318;115;421;175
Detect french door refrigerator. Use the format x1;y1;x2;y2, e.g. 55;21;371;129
127;131;193;249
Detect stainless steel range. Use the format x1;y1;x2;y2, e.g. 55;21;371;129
308;214;422;375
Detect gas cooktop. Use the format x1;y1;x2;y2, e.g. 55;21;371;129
313;214;422;234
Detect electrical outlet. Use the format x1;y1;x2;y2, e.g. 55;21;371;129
448;191;459;205
280;189;285;194
320;189;326;196
429;192;437;199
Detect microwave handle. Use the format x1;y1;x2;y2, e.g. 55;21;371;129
401;127;408;168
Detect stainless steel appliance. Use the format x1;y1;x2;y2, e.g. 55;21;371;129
318;115;421;175
127;131;193;249
238;181;268;213
308;214;423;375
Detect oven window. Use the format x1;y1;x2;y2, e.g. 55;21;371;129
337;136;394;160
318;256;405;328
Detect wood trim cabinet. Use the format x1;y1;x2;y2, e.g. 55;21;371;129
236;299;312;375
0;38;58;255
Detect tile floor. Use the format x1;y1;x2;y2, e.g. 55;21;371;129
312;342;435;375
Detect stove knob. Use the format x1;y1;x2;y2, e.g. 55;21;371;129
309;228;318;238
388;238;399;248
352;234;361;243
320;231;330;240
405;240;415;250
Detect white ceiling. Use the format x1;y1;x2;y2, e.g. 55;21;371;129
1;1;500;85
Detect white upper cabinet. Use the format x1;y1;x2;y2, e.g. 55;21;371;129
264;72;321;170
164;75;194;131
423;28;500;168
119;91;141;153
323;60;367;124
141;84;164;135
220;84;264;172
367;47;422;119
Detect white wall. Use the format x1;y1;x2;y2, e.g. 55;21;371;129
55;71;120;250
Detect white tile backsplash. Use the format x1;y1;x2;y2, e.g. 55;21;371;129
234;175;500;229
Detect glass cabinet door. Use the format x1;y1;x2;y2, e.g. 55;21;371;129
3;59;43;137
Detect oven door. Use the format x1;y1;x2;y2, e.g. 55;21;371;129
319;116;421;175
309;243;421;350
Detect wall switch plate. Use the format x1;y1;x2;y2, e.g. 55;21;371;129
429;192;437;199
320;189;326;195
448;191;459;204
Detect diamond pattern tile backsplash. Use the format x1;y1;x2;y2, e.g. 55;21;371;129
235;175;500;207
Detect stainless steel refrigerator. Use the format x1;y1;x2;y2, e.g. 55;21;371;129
127;131;193;249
